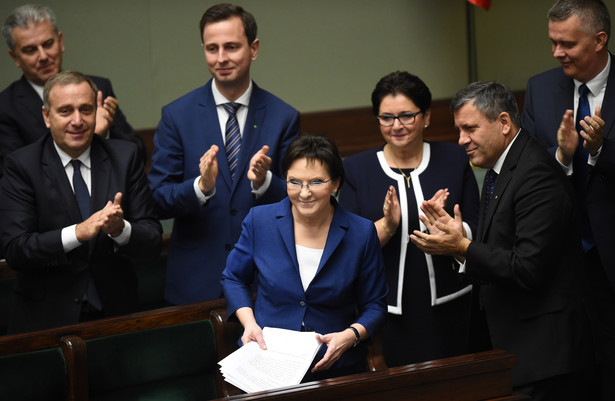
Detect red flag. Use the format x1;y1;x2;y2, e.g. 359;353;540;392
467;0;491;10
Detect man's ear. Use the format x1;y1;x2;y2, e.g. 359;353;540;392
499;112;512;135
42;106;51;128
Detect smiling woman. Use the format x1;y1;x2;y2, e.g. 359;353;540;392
221;134;388;383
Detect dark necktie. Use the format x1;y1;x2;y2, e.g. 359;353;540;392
576;84;591;158
482;169;498;222
223;102;241;180
71;159;90;220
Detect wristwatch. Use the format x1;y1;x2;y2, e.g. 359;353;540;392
348;326;361;347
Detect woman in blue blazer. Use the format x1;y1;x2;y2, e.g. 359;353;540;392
222;135;388;381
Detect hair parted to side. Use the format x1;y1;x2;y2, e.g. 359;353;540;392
371;71;432;116
451;81;521;127
282;134;345;192
43;71;98;111
548;0;610;44
2;4;58;51
199;3;257;44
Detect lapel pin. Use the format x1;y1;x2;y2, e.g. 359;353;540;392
253;124;258;129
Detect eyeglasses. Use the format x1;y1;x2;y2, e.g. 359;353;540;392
377;111;423;127
286;178;332;191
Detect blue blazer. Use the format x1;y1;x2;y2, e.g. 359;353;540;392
221;197;388;370
522;58;615;289
148;79;300;304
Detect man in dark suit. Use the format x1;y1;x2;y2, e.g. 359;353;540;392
0;71;162;334
521;1;614;398
0;4;145;180
148;4;300;305
411;82;592;400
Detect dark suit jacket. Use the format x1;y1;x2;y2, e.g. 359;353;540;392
465;130;592;386
0;135;162;333
221;197;388;372
0;74;146;179
148;79;300;305
522;59;615;288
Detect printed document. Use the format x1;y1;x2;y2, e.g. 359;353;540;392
218;327;322;393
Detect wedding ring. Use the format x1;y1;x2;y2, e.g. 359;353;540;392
383;204;388;210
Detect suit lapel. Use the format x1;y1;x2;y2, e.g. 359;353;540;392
274;198;300;273
41;137;83;223
601;54;615;140
238;84;266;185
317;204;348;275
478;131;528;242
16;76;46;125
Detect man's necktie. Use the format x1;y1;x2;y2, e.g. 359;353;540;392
576;83;591;158
71;159;90;220
575;84;595;252
482;169;498;222
223;102;241;180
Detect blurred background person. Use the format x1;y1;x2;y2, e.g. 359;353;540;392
222;134;388;381
339;71;479;367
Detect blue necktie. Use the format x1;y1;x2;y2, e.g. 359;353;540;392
575;84;595;252
223;102;241;180
482;169;498;222
576;84;591;158
71;159;90;220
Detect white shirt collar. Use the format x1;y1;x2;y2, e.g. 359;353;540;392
574;53;611;96
491;128;521;175
27;80;45;101
211;79;253;107
53;141;92;169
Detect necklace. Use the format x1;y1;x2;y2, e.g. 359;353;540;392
386;145;419;189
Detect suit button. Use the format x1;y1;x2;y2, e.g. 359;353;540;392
225;244;233;251
299;301;306;307
74;297;81;303
230;209;237;216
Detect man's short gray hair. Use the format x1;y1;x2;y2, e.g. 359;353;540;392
2;4;58;51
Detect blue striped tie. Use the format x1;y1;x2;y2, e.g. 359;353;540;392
223;102;241;180
71;159;90;219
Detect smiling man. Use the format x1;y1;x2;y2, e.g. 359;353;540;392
521;1;615;399
0;4;145;181
148;4;300;305
0;71;161;334
411;82;593;401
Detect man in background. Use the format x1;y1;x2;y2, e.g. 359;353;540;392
0;4;145;179
148;3;300;305
522;1;614;398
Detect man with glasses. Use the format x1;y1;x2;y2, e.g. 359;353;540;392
148;3;299;305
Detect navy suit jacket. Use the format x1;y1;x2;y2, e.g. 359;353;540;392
0;74;146;179
148;79;300;304
465;130;592;386
221;197;388;371
522;59;615;288
0;135;162;333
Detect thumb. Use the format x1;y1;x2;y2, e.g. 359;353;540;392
97;90;103;108
595;105;601;118
260;145;270;155
113;192;122;206
454;204;463;224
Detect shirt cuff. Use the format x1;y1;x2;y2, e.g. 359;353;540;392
556;148;573;176
251;170;272;198
108;220;131;246
588;145;602;166
194;176;216;205
63;225;82;253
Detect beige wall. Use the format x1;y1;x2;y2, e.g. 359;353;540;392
0;0;614;130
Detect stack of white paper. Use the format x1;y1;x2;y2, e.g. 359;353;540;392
218;327;323;393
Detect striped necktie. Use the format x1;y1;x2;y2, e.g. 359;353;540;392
223;102;241;180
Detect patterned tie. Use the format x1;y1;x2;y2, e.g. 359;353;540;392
71;159;90;220
223;102;241;180
482;169;498;222
575;84;595;252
